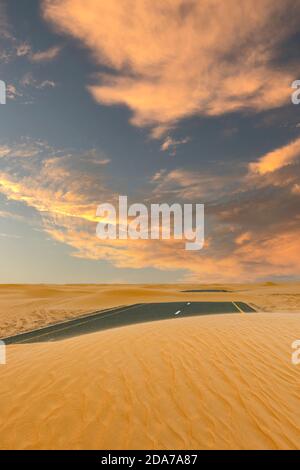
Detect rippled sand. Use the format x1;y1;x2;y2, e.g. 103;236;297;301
1;312;300;450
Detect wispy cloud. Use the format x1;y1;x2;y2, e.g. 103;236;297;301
30;45;61;63
1;137;299;281
20;72;56;90
150;168;233;201
15;42;61;63
0;146;11;158
0;1;60;65
6;84;23;100
0;141;113;223
160;136;190;156
0;140;50;159
249;137;300;175
43;0;300;134
0;232;22;239
16;43;32;57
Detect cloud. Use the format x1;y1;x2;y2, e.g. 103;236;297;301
43;0;300;133
1;138;300;281
83;149;111;166
15;43;61;62
20;73;56;90
160;136;190;155
6;84;23;100
0;141;114;224
0;140;49;158
147;153;300;280
0;209;26;222
43;215;300;282
0;232;22;239
0;146;11;158
150;167;235;202
249;137;300;175
0;165;104;223
292;184;300;195
16;43;32;57
235;232;252;246
30;45;61;63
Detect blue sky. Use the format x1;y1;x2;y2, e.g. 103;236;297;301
0;0;300;283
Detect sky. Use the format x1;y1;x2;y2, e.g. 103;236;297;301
0;0;300;284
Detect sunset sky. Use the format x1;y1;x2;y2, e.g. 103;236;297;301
0;0;300;283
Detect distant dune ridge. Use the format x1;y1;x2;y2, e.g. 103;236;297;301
0;283;300;450
1;282;300;338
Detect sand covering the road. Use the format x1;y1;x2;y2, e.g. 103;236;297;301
1;311;300;450
0;283;299;449
1;282;300;338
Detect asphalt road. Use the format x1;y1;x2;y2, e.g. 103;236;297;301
3;301;256;344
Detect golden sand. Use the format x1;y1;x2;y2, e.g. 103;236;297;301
1;282;300;338
1;312;300;449
0;283;300;450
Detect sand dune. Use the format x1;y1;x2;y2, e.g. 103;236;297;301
1;283;300;449
1;312;300;450
1;282;300;338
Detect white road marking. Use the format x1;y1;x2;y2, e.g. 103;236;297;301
10;304;144;344
232;302;244;314
3;304;134;343
187;302;191;306
174;310;181;315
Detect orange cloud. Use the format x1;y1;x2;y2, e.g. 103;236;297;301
1;140;300;282
150;168;233;201
44;217;300;282
249;138;300;175
43;0;299;132
30;45;61;63
0;172;99;222
235;229;300;276
292;184;300;195
235;232;252;246
0;145;113;223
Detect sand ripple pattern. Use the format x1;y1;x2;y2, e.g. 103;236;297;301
1;313;300;450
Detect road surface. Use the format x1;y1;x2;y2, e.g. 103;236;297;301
3;301;256;344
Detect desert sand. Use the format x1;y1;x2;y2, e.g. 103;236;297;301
1;282;300;338
0;283;300;450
